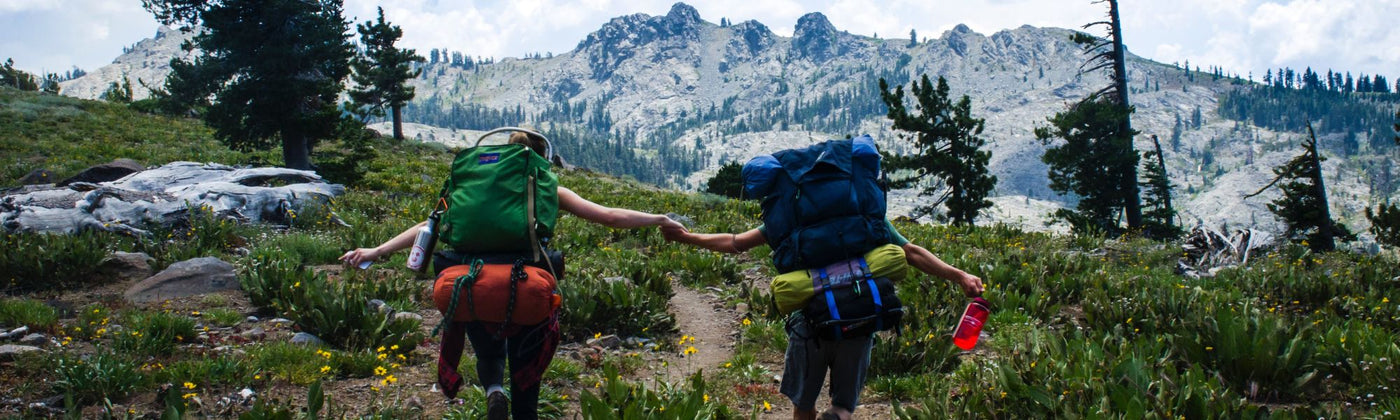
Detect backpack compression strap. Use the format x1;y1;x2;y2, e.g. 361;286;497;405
817;268;843;341
434;259;485;337
858;258;884;332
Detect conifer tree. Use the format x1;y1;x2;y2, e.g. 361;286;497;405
1035;0;1141;235
143;0;354;170
704;161;744;199
1247;123;1353;252
1140;135;1181;238
0;58;39;91
879;74;996;225
348;7;423;140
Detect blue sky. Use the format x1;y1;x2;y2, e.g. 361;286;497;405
2;0;1397;82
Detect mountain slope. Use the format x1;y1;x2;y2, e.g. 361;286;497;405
62;2;1399;237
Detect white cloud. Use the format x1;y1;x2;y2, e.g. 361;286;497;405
1;0;1397;81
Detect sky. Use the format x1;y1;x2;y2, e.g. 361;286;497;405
1;0;1397;82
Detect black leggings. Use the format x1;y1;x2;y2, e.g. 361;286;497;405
441;320;556;420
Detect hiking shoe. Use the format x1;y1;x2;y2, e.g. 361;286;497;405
486;390;509;420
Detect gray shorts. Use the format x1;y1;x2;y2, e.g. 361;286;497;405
779;314;875;411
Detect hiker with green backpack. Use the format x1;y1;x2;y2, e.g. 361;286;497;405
341;129;685;420
662;135;983;420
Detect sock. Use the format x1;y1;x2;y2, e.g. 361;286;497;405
487;384;505;395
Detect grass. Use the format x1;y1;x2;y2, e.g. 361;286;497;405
0;298;59;332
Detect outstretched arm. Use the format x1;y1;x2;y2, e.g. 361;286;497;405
340;221;425;266
559;187;685;230
903;242;983;297
663;227;765;254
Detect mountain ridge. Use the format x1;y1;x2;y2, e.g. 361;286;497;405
59;2;1399;240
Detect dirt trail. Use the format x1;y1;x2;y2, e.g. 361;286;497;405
661;282;735;380
660;282;896;419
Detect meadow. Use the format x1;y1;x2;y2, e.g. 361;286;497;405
1;88;1397;418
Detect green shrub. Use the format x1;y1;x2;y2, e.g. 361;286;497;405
0;298;58;331
560;276;674;340
113;310;196;357
251;232;344;266
579;366;731;419
158;354;254;388
239;251;423;351
0;231;113;292
202;307;244;327
1178;305;1325;402
247;343;327;386
55;351;148;406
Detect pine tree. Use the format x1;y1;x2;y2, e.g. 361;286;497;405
144;0;354;170
1247;123;1353;252
101;76;134;103
348;7;423;140
1140;135;1181;238
908;29;918;48
879;74;997;225
1036;0;1141;234
0;58;39;91
1036;98;1138;235
1368;203;1400;248
704;161;744;199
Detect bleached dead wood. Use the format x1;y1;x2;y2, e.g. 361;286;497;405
1;162;344;235
1177;226;1274;278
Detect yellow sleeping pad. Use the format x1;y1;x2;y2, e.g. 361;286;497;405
770;244;907;314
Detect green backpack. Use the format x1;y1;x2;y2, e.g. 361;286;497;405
437;128;559;262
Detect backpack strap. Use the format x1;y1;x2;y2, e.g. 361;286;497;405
496;259;528;339
817;268;843;341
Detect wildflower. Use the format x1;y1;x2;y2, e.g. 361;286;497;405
1205;347;1214;351
293;282;301;288
254;374;262;380
742;318;752;326
183;393;197;400
320;365;331;374
704;394;710;403
377;346;386;353
724;362;732;368
390;344;399;351
1030;362;1036;368
386;375;397;384
184;382;197;390
763;400;772;411
396;354;406;361
374;366;387;376
683;346;697;356
377;353;388;361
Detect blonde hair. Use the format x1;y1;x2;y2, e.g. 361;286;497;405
508;131;548;158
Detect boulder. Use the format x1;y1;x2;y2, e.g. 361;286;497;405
586;334;624;349
16;169;55;185
393;312;423;323
99;251;155;282
289;332;324;347
0;344;42;361
18;334;46;346
56;158;144;187
123;257;238;303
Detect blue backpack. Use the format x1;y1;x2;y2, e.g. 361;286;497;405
742;135;890;273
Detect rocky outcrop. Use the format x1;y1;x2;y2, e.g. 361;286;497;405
124;257;238;303
791;13;840;62
0;162;344;235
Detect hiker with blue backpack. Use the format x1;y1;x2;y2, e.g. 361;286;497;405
662;135;983;420
341;129;685;420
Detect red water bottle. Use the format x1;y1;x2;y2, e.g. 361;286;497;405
952;297;990;350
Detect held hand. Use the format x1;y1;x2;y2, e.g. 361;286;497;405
660;224;691;243
956;273;985;297
658;217;688;233
340;248;381;267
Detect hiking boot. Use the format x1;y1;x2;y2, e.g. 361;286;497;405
486;390;509;420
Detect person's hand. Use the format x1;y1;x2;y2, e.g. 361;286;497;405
340;247;382;267
956;273;985;297
658;217;687;233
660;224;690;243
